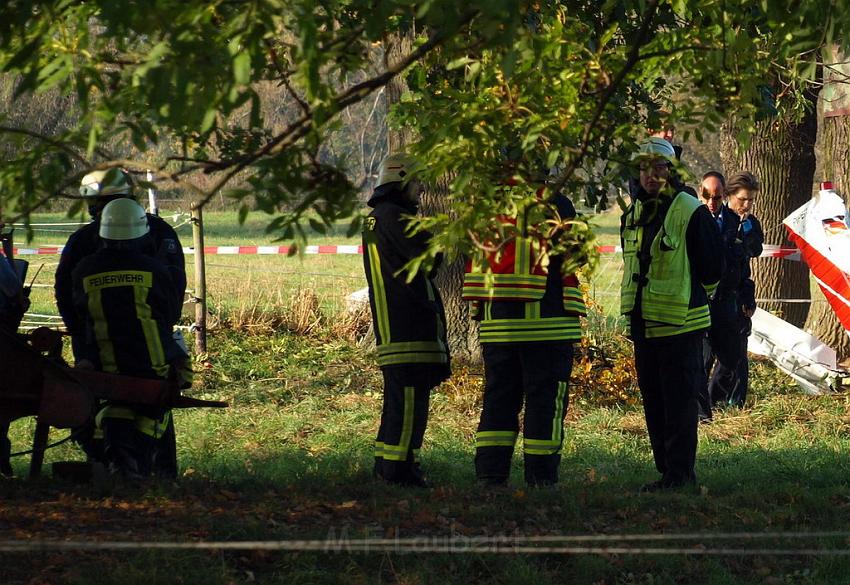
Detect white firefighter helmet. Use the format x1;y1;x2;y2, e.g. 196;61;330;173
79;168;134;198
632;137;676;163
99;198;149;240
376;153;421;188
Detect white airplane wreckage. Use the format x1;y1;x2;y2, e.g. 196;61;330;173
750;182;850;395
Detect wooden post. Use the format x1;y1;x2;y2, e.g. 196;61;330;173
191;203;207;355
29;418;49;478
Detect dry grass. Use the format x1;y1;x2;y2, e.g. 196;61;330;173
329;301;372;342
283;288;322;335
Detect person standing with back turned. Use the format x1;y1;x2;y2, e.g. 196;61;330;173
362;153;450;488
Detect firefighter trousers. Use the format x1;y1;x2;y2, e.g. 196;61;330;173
633;333;702;485
374;367;433;485
475;342;574;486
99;406;177;479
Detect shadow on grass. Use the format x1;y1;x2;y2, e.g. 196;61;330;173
3;442;850;585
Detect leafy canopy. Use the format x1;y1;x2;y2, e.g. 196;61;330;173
0;0;847;261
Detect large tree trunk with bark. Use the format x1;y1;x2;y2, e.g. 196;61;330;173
384;33;481;364
806;113;850;359
719;94;818;328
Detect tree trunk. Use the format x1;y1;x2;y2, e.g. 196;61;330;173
384;32;481;364
719;95;818;328
806;113;850;359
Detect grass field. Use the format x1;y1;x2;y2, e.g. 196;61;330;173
3;207;850;584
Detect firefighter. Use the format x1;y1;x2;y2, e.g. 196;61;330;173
463;178;585;487
363;153;450;488
56;168;185;361
71;199;186;479
56;168;185;463
620;137;722;491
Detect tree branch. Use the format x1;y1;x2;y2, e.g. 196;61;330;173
0;125;89;164
191;15;476;209
550;0;660;195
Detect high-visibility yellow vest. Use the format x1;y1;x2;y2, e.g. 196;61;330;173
621;192;710;338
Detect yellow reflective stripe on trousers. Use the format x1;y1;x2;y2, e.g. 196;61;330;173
377;386;415;461
87;288;117;373
552;380;567;445
133;284;168;378
703;280;719;297
367;240;391;344
96;406;171;439
377;341;447;355
476;430;518;448
377;352;449;366
523;380;567;456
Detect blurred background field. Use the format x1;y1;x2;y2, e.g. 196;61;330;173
16;207;627;329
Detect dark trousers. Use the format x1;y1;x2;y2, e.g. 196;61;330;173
707;316;751;408
101;411;177;479
475;342;574;485
374;367;432;483
634;333;702;484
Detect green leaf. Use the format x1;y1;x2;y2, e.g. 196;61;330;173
308;218;326;234
200;108;218;134
233;52;251;85
346;216;363;237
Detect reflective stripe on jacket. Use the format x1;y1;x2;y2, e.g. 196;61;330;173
621;191;710;339
362;195;450;372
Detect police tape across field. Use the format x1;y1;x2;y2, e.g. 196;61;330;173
11;243;802;259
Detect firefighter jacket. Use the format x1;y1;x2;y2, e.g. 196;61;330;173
462;194;585;344
71;247;184;380
620;189;722;340
362;186;450;386
57;214;185;338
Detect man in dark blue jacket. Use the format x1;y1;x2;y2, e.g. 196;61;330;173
72;199;185;479
697;171;741;421
363;153;450;488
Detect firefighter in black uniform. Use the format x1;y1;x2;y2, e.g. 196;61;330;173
464;179;585;487
56;168;185;361
713;171;763;408
72;199;186;479
363;153;450;488
620;138;722;491
56;168;185;465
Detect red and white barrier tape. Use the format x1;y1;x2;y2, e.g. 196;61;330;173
10;243;801;258
10;244;365;256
